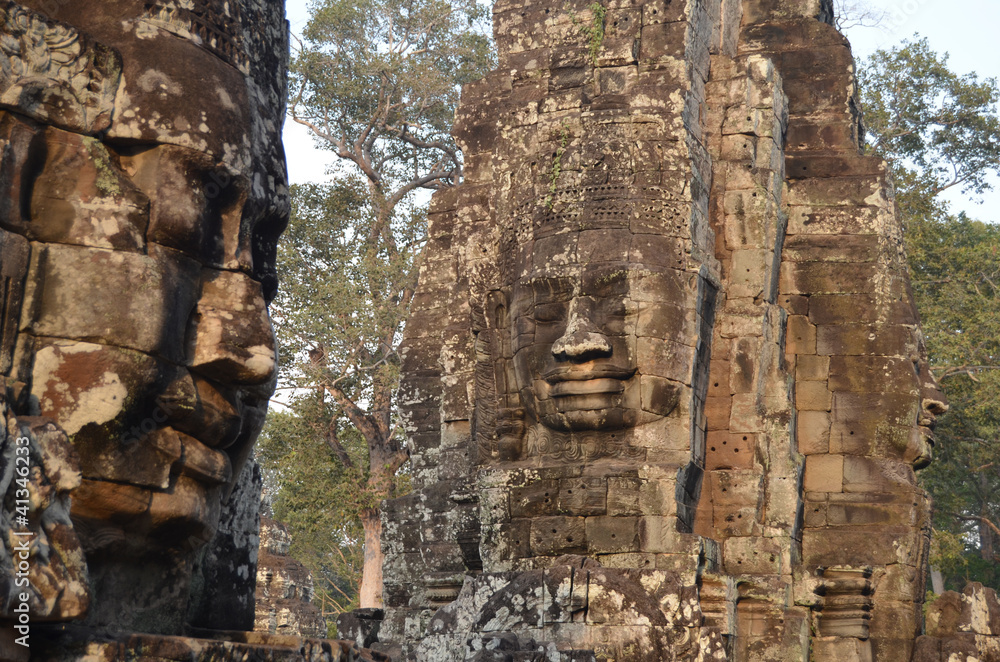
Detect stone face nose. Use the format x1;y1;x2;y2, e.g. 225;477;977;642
551;303;612;360
188;269;278;387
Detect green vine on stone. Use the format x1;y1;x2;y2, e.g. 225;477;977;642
544;124;570;210
569;2;606;66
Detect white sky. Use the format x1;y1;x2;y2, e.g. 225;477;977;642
281;0;1000;220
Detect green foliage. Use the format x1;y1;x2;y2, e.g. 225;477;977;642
860;39;1000;592
569;2;606;65
291;0;494;194
274;0;494;607
266;175;419;607
274;178;424;400
909;214;1000;590
544;124;570;210
858;37;1000;218
257;400;366;618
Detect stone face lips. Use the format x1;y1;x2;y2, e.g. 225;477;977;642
379;0;974;660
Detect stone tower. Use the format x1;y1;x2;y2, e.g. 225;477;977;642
378;0;956;660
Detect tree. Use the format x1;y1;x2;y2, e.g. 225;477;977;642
257;400;367;626
272;0;493;608
857;37;1000;218
906;214;1000;590
832;0;888;32
858;39;1000;590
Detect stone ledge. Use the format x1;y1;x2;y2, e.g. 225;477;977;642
30;625;388;662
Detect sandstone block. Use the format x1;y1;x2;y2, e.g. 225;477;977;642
587;516;639;554
606;477;641;516
723;537;782;575
706;431;755;469
828;356;918;396
786;314;816;355
558;477;608;516
796;380;831;411
796;410;830;454
530;517;587;556
729;392;762;432
803;454;843;493
796;354;830;381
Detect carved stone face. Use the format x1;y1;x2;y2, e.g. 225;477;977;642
911;339;948;468
505;240;696;435
1;1;287;560
17;140;280;550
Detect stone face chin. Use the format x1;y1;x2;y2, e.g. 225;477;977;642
0;0;291;641
377;0;969;661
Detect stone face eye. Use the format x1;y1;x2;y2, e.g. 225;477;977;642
533;302;568;323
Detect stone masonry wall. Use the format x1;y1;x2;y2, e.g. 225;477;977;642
378;0;962;660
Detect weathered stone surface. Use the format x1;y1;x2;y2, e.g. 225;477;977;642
378;0;953;659
0;382;89;623
0;1;120;134
0;0;296;654
187;455;261;631
912;583;1000;662
30;625;386;662
255;515;327;638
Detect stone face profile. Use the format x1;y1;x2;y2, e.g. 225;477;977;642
0;0;289;640
377;0;972;660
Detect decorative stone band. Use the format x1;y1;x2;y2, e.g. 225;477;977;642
141;0;248;73
814;566;874;639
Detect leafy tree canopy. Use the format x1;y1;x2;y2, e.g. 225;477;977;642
268;0;495;609
859;38;1000;591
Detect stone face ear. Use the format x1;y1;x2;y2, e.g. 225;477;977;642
476;289;526;462
0;400;91;622
485;289;509;335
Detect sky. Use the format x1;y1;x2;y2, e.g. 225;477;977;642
281;0;1000;220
